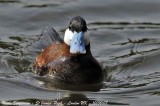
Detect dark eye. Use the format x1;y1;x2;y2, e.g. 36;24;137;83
68;27;74;32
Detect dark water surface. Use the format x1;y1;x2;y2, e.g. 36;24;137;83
1;0;160;106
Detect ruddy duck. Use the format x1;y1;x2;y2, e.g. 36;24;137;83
34;16;103;84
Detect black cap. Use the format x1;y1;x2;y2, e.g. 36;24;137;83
69;16;88;33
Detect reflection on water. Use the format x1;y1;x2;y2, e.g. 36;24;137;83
1;0;160;106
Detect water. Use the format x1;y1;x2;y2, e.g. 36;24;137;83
1;0;160;105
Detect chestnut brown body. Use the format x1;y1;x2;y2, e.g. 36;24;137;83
34;42;103;84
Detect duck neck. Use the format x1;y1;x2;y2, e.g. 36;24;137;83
85;43;92;56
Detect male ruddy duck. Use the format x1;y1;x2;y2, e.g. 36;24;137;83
34;16;103;84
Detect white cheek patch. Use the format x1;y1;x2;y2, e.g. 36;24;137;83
64;28;73;45
64;28;90;46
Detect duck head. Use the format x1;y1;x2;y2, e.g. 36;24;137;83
64;16;90;54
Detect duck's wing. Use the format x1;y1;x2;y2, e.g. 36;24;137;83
41;27;63;45
28;27;63;55
35;27;63;50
